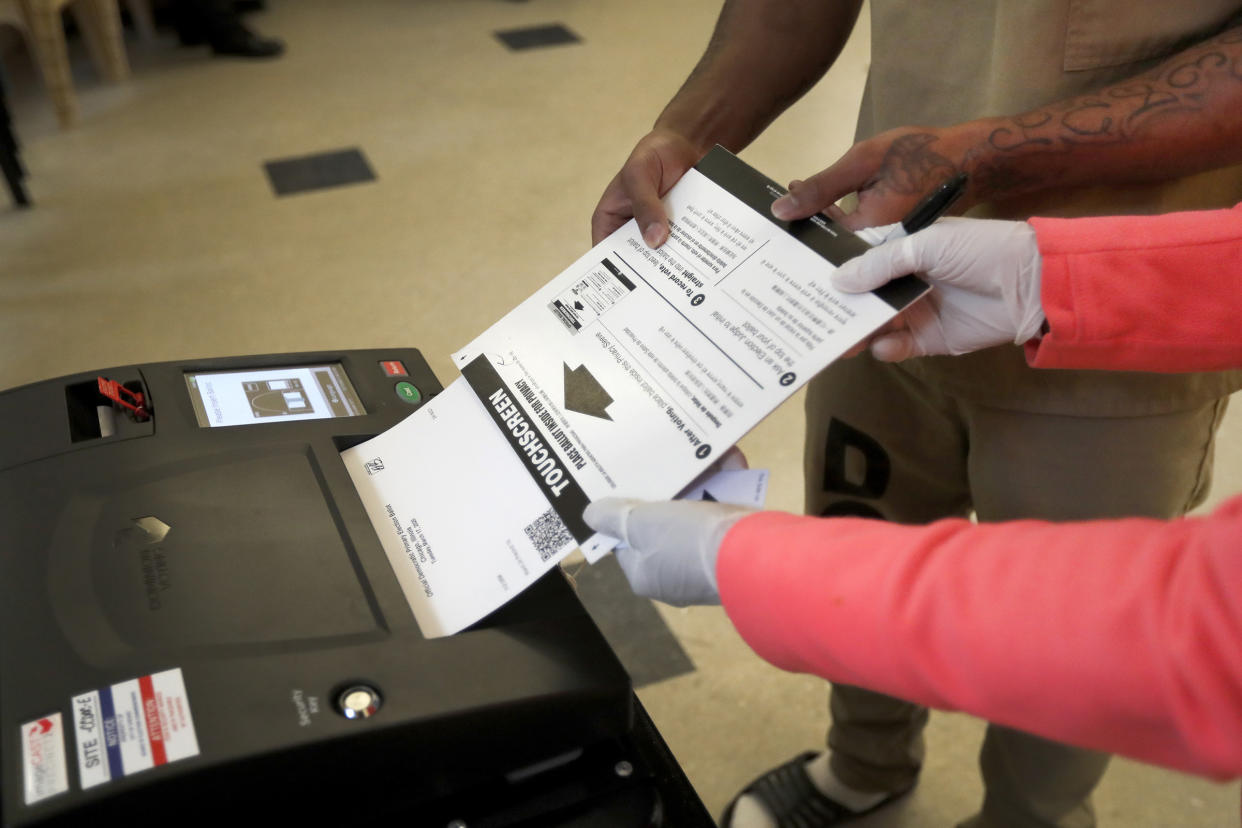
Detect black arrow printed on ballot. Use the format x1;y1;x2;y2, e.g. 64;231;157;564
563;363;614;421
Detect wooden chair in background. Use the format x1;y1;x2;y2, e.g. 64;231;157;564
0;0;135;128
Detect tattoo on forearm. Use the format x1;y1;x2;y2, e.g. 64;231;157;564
1029;35;1240;140
875;24;1242;200
874;134;958;195
965;143;1051;195
978;26;1242;190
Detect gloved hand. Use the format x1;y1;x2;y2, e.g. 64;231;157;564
582;498;755;607
833;218;1046;361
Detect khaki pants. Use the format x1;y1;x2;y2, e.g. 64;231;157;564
804;353;1227;828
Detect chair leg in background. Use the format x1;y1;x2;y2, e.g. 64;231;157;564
17;0;78;127
124;0;155;43
77;0;129;82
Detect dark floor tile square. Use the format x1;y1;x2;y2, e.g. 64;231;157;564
264;148;376;197
495;23;581;51
571;555;695;688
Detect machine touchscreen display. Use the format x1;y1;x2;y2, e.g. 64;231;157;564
185;363;367;427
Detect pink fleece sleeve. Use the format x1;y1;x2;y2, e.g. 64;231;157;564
1025;205;1242;372
716;497;1242;778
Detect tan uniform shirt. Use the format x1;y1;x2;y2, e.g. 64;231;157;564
859;0;1242;415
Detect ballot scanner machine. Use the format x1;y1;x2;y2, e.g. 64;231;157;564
0;349;713;827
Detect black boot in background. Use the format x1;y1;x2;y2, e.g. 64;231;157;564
208;18;284;58
172;1;283;58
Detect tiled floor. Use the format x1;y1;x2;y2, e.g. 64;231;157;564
2;1;1240;824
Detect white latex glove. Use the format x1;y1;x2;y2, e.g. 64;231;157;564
834;217;1046;361
582;498;755;607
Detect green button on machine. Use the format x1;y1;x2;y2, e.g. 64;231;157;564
394;381;421;404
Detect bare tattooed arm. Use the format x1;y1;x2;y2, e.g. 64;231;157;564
970;27;1242;199
774;24;1242;229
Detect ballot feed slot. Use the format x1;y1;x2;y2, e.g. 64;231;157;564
64;376;152;443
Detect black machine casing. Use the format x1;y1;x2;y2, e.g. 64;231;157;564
0;350;711;827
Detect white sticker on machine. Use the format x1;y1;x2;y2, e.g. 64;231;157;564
71;667;200;790
21;712;69;805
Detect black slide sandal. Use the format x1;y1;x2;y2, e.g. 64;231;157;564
720;751;909;828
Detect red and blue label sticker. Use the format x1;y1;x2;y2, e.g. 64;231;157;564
70;668;200;791
21;668;201;806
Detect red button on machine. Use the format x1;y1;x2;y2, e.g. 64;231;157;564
380;360;407;377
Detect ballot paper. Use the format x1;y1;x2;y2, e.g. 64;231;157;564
452;146;925;560
342;391;770;638
344;146;926;638
343;379;575;638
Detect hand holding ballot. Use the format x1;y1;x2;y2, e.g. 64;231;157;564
835;218;1047;361
584;498;754;607
590;129;704;247
768;125;979;230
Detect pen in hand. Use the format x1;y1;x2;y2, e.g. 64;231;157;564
887;172;969;241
